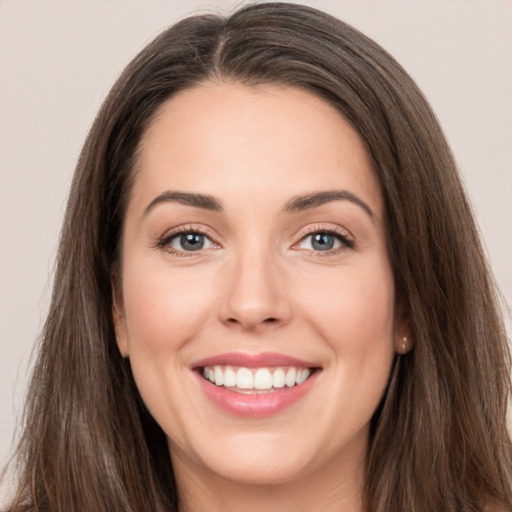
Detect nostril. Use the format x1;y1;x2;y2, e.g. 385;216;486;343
225;316;278;327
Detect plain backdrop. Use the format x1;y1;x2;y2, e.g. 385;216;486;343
1;0;511;483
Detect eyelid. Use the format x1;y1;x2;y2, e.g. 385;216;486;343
153;222;355;255
292;223;355;252
154;223;221;254
298;223;352;238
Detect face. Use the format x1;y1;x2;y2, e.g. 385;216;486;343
114;82;403;487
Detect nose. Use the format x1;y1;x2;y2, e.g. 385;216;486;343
218;248;292;332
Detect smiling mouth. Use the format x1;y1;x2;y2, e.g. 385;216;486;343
193;354;322;417
199;365;319;394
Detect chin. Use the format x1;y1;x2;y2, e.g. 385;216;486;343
169;419;368;489
198;448;313;486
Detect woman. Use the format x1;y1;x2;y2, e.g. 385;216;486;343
2;2;511;511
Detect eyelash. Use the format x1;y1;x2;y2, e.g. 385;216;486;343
295;225;355;255
155;224;355;257
154;225;218;257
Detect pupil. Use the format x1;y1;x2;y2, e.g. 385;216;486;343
312;233;334;251
181;233;204;251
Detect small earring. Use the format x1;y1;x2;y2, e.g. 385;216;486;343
402;336;408;354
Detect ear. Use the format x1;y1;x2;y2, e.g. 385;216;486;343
395;332;413;355
394;308;413;355
112;276;129;358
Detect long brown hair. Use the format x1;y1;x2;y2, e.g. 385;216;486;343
3;3;511;511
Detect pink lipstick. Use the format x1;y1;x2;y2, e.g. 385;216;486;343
192;352;321;418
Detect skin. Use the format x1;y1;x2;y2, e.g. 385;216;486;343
114;82;407;512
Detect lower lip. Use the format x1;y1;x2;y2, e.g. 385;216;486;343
195;371;319;418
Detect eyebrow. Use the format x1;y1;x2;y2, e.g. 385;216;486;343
284;190;374;218
143;189;374;218
143;191;223;216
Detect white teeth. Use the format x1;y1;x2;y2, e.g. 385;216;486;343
236;367;253;389
296;368;311;384
202;365;313;391
254;368;273;390
285;367;296;387
214;366;224;386
272;368;286;388
223;367;237;387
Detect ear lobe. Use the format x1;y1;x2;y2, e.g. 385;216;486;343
394;306;412;355
112;281;129;357
395;332;413;355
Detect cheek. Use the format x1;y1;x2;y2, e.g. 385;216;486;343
121;260;217;355
296;258;396;359
119;260;220;433
297;260;396;430
255;256;396;458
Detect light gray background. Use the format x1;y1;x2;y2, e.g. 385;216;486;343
1;0;511;491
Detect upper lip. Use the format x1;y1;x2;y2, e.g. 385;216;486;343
192;351;319;369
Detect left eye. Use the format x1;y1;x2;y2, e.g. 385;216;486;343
167;232;215;252
299;232;347;251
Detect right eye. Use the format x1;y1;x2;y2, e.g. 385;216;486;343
157;229;218;255
299;232;344;252
170;232;208;251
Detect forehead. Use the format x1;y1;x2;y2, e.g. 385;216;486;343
132;81;382;217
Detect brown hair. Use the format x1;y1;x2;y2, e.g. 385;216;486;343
3;3;511;511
